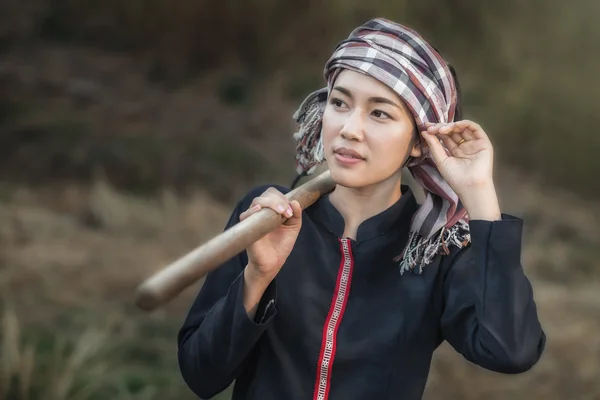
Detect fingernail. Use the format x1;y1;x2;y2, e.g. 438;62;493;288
286;206;293;217
277;204;285;213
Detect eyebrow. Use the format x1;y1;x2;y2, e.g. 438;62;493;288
332;86;401;109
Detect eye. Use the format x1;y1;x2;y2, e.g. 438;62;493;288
372;109;392;120
329;97;347;109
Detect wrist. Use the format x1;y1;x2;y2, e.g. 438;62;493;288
242;266;273;318
244;264;275;289
459;183;501;221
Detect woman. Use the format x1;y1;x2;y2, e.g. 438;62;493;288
177;18;546;400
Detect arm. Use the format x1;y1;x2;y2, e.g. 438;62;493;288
440;214;546;374
177;189;278;399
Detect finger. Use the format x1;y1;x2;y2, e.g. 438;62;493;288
426;123;445;134
283;200;303;227
264;188;295;217
450;132;464;144
427;123;463;140
420;131;449;166
437;122;457;135
264;187;288;203
449;135;475;147
255;195;293;218
240;194;292;220
454;138;487;155
239;204;261;221
456;130;476;142
434;123;476;142
453;120;486;140
438;134;458;152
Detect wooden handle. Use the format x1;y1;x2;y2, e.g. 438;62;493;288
134;170;335;312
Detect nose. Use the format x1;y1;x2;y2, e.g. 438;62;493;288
339;110;365;141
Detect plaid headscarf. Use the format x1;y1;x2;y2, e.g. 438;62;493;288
292;18;471;274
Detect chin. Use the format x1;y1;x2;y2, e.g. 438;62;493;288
329;166;370;188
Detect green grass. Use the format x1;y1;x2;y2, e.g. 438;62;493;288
0;304;237;400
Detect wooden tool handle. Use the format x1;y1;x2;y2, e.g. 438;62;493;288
134;170;335;312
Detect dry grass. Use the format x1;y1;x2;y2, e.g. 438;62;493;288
0;1;599;398
1;307;116;400
0;177;233;399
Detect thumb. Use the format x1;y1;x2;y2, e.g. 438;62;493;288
420;131;449;167
284;200;302;228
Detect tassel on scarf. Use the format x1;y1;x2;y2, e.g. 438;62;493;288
394;220;471;275
292;89;328;175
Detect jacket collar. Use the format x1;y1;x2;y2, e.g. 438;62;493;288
311;185;418;242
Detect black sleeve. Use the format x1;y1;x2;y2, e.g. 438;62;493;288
177;185;281;399
440;214;546;374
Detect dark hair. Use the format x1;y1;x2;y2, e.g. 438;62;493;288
448;64;463;121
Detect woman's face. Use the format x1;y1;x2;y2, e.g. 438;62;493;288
322;69;421;189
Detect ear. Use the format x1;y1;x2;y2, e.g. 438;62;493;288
409;140;422;158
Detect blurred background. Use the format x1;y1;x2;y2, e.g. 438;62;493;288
1;1;599;399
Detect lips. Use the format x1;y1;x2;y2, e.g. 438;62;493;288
334;147;365;160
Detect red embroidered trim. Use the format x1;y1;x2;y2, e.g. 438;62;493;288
313;238;355;400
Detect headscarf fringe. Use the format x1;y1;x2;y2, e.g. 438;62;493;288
395;219;471;275
292;89;327;174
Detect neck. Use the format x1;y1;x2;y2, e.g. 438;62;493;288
328;172;403;240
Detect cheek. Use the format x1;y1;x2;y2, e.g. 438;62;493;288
369;129;413;167
321;107;343;146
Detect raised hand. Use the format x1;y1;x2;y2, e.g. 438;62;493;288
420;120;501;221
419;120;494;195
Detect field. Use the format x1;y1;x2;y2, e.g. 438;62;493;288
1;1;599;399
1;152;599;399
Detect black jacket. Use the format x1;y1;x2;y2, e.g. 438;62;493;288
177;184;546;400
